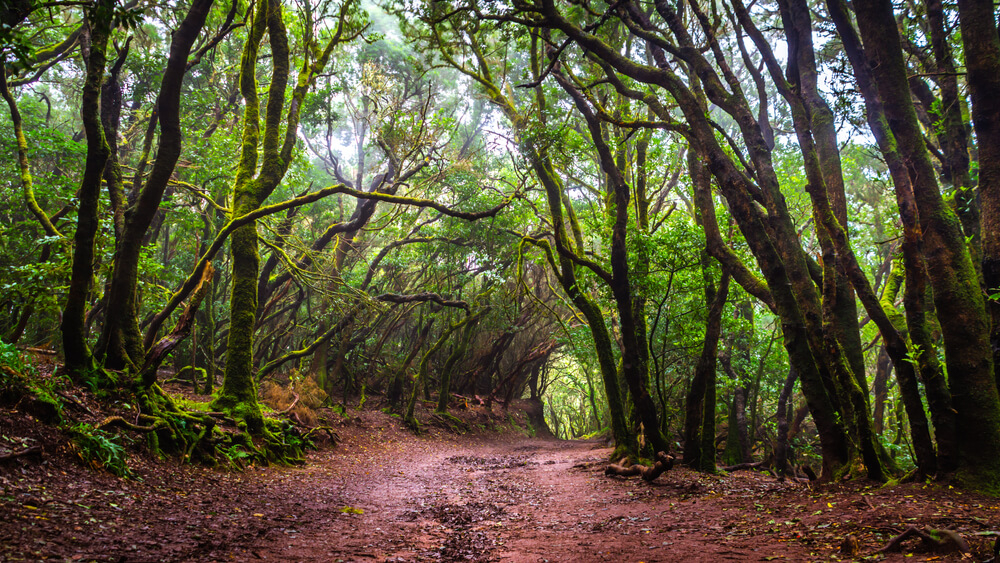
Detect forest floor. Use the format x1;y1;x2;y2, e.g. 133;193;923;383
2;381;1000;562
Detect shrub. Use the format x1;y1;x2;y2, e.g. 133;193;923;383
68;423;131;477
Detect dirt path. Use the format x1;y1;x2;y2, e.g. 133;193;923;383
248;417;997;563
3;406;998;562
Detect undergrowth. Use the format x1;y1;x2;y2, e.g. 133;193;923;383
68;423;131;477
0;341;33;375
2;348;323;476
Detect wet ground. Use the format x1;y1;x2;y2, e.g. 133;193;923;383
2;406;998;562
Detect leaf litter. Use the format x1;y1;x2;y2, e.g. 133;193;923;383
2;397;999;562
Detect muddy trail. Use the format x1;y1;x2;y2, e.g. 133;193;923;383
3;406;999;562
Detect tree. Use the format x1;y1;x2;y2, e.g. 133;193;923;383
60;0;114;379
95;0;216;372
211;0;362;433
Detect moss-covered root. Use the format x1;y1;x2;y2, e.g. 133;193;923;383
210;390;265;435
134;385;225;463
260;418;312;464
89;378;310;468
608;443;638;464
430;411;469;433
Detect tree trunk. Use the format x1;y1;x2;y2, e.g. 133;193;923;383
97;0;213;370
214;218;265;433
722;354;751;466
775;367;798;479
683;259;730;469
922;0;976;251
436;309;487;413
872;346;891;435
210;0;271;433
957;0;1000;397
556;72;668;455
850;0;1000;489
61;5;112;378
389;319;433;409
406;313;472;428
213;0;341;433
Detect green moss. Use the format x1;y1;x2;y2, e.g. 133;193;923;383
608;444;633;462
173;396;213;412
211;391;264;435
215;216;265;436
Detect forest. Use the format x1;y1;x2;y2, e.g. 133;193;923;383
2;0;1000;558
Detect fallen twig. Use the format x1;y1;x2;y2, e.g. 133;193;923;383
277;390;300;414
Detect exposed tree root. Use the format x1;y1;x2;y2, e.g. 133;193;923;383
183;420;215;463
879;526;970;554
129;383;311;467
605;451;674;481
97;416;161;432
54;390;93;416
277;390;300;414
302;426;339;445
5;358;315;471
431;411;469;433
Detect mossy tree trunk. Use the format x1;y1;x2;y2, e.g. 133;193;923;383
722;353;752;467
722;388;750;466
60;2;112;378
683;240;730;469
97;0;214;372
957;0;1000;397
405;312;475;428
436;309;487;413
774;367;797;478
915;0;976;251
389;319;433;409
871;347;891;436
555;70;669;455
196;277;216;395
741;0;885;480
848;0;1000;490
1;46;62;348
538;3;857;477
212;0;350;433
825;0;946;478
